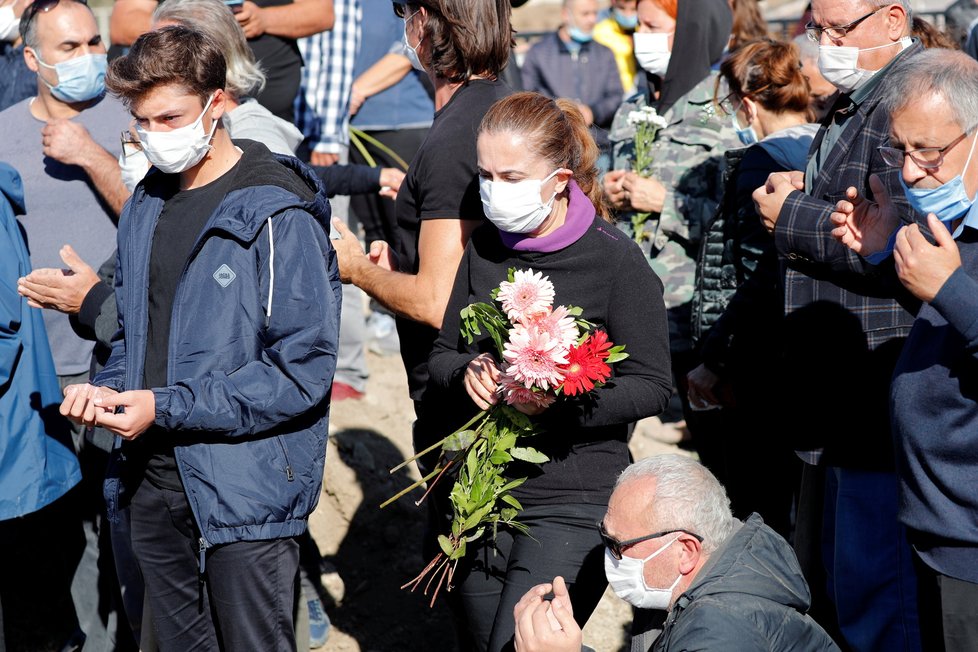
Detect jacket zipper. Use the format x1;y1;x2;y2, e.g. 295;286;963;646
276;436;295;482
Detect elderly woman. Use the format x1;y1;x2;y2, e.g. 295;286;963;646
603;0;738;427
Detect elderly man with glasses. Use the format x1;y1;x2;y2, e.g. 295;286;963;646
749;1;926;650
829;48;978;652
512;455;840;651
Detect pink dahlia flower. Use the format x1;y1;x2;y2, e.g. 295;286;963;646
527;306;579;353
497;371;557;409
497;269;555;324
502;324;567;391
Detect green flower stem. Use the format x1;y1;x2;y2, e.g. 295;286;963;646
388;408;489;475
379;466;441;509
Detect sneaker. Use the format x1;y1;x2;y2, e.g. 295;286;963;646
367;312;400;356
307;597;331;648
331;381;365;401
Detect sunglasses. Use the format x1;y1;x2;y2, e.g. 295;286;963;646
597;521;703;560
20;0;88;40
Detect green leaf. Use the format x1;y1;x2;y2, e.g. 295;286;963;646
444;429;477;451
500;507;518;522
489;450;512;465
510;447;549;464
438;535;455;558
565;306;583;317
498;478;526;494
500;493;523;510
450;538;467;560
605;351;629;364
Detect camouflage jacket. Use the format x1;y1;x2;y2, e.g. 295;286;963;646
609;72;739;351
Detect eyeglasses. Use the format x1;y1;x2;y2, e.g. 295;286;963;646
878;131;974;170
20;0;88;40
715;85;769;116
805;6;883;42
597;522;703;560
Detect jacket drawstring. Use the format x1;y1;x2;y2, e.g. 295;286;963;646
266;216;275;328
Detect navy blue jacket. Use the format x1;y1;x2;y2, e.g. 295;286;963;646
520;32;623;147
96;141;341;548
891;225;978;583
0;162;81;519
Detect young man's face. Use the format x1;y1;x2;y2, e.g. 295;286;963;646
131;83;222;132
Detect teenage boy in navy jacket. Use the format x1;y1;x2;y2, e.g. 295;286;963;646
59;26;340;650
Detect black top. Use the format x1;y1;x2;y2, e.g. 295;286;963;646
427;217;673;506
141;160;242;490
249;0;302;121
393;78;511;404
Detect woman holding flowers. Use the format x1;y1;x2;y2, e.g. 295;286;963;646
603;0;740;424
427;92;673;652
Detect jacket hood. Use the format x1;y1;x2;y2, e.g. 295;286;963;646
652;0;732;114
758;123;820;172
680;513;811;612
140;139;332;242
0;163;26;216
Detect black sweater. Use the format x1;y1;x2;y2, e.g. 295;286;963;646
427;217;673;506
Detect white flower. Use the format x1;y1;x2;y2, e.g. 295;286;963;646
627;106;668;129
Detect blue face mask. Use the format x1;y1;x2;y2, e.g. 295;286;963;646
732;102;758;146
568;25;593;43
900;132;978;225
36;52;107;103
614;8;638;30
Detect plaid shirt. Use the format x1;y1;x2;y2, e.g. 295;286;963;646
294;0;361;153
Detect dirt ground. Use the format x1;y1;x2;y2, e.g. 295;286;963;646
308;349;687;652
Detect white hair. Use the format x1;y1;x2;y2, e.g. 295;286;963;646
153;0;266;99
616;455;735;554
882;49;978;132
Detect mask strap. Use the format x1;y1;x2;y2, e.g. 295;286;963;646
859;39;902;53
961;128;978;178
640;535;680;563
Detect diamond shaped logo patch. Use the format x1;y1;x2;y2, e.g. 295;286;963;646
213;264;236;288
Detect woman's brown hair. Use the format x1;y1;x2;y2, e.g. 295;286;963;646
479;92;611;223
718;38;812;120
411;0;513;84
729;0;769;50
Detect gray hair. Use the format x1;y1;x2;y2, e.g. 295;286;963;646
616;455;735;555
866;0;912;21
882;49;978;132
153;0;265;99
792;33;818;64
21;0;96;52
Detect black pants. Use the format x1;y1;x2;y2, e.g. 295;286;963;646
915;554;978;652
349;127;428;247
130;478;299;651
453;502;608;652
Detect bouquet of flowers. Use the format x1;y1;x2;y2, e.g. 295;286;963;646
382;268;627;605
626;105;669;243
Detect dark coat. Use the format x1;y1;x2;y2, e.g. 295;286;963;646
96;141;341;549
652;514;841;652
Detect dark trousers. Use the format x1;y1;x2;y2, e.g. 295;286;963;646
915;555;978;652
453;502;608;652
130;478;299;652
349;127;428;247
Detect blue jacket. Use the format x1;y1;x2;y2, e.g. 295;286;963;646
891;223;978;584
520;32;623;147
0;162;81;520
96;141;341;548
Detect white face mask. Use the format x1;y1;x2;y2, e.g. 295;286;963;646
135;93;218;174
0;5;19;42
604;535;683;610
480;169;560;234
633;31;673;77
118;148;150;192
403;10;425;72
817;36;911;94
